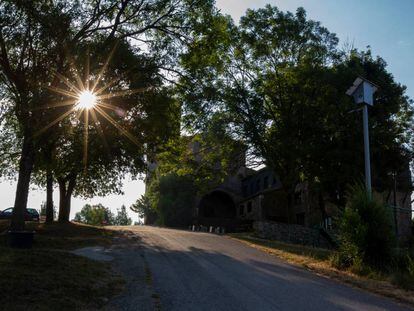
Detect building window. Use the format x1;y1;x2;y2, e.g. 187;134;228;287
264;176;269;189
239;205;244;216
242;186;247;196
247;201;252;214
250;183;254;195
272;177;277;185
296;213;305;226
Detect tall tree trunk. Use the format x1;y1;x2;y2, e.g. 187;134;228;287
58;175;77;223
11;134;35;231
45;169;54;223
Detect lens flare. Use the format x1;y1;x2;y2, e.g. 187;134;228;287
76;90;97;110
38;44;147;172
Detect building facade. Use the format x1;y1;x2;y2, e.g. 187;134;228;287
196;165;413;240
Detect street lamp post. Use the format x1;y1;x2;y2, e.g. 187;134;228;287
346;77;378;198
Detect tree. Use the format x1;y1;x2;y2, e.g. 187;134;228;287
114;205;132;226
155;117;246;193
180;5;413;221
40;201;56;221
45;38;178;223
180;6;342;220
334;183;396;269
0;0;218;229
146;173;196;227
130;195;157;224
74;203;114;226
0;1;67;230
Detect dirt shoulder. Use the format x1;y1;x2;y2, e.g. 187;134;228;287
229;233;414;308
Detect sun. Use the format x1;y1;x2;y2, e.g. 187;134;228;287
76;90;97;110
39;45;144;171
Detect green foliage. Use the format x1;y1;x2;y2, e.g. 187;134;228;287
130;195;158;223
180;4;414;213
113;205;132;226
331;241;361;270
147;173;196;227
390;251;414;290
74;204;114;226
137;118;247;227
155;130;245;193
0;0;219;228
335;184;396;270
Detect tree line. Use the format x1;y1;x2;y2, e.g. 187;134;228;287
74;204;132;226
0;0;218;230
177;5;413;219
131;5;413;229
0;1;412;233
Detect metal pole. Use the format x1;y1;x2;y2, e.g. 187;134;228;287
393;171;398;237
362;104;372;198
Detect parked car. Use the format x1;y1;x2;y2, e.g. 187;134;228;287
0;208;40;222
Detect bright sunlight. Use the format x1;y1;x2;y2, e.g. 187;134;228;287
76;90;97;110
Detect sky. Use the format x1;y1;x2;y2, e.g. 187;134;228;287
216;0;414;99
0;1;413;221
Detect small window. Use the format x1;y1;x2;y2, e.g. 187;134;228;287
264;176;269;189
239;205;244;215
242;186;247;196
247;201;252;214
250;183;254;195
272;177;277;185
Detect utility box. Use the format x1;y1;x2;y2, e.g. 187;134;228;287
346;77;378;106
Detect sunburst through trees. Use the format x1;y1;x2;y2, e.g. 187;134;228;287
37;46;143;171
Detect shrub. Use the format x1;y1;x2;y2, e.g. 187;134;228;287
391;254;414;290
147;173;196;227
336;183;396;270
74;204;114;226
331;241;360;269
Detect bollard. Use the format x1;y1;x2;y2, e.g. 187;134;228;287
192;225;195;231
209;226;213;233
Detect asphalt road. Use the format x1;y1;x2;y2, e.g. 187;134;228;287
114;226;411;311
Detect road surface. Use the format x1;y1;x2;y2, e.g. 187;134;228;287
109;226;411;311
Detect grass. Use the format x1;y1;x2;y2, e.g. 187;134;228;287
230;233;414;307
0;221;125;310
0;220;118;249
230;233;332;261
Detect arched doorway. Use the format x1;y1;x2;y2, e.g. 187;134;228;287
198;190;236;219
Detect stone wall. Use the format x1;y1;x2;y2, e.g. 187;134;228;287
253;221;332;249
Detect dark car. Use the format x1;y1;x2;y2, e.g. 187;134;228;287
0;208;40;222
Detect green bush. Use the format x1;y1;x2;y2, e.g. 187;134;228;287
336;184;396;270
331;241;360;269
74;204;114;226
390;250;414;290
147;173;196;227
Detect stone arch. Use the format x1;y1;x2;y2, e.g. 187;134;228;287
198;190;237;219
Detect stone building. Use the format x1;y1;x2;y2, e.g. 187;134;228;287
195;166;324;231
147;135;412;240
196;163;413;240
